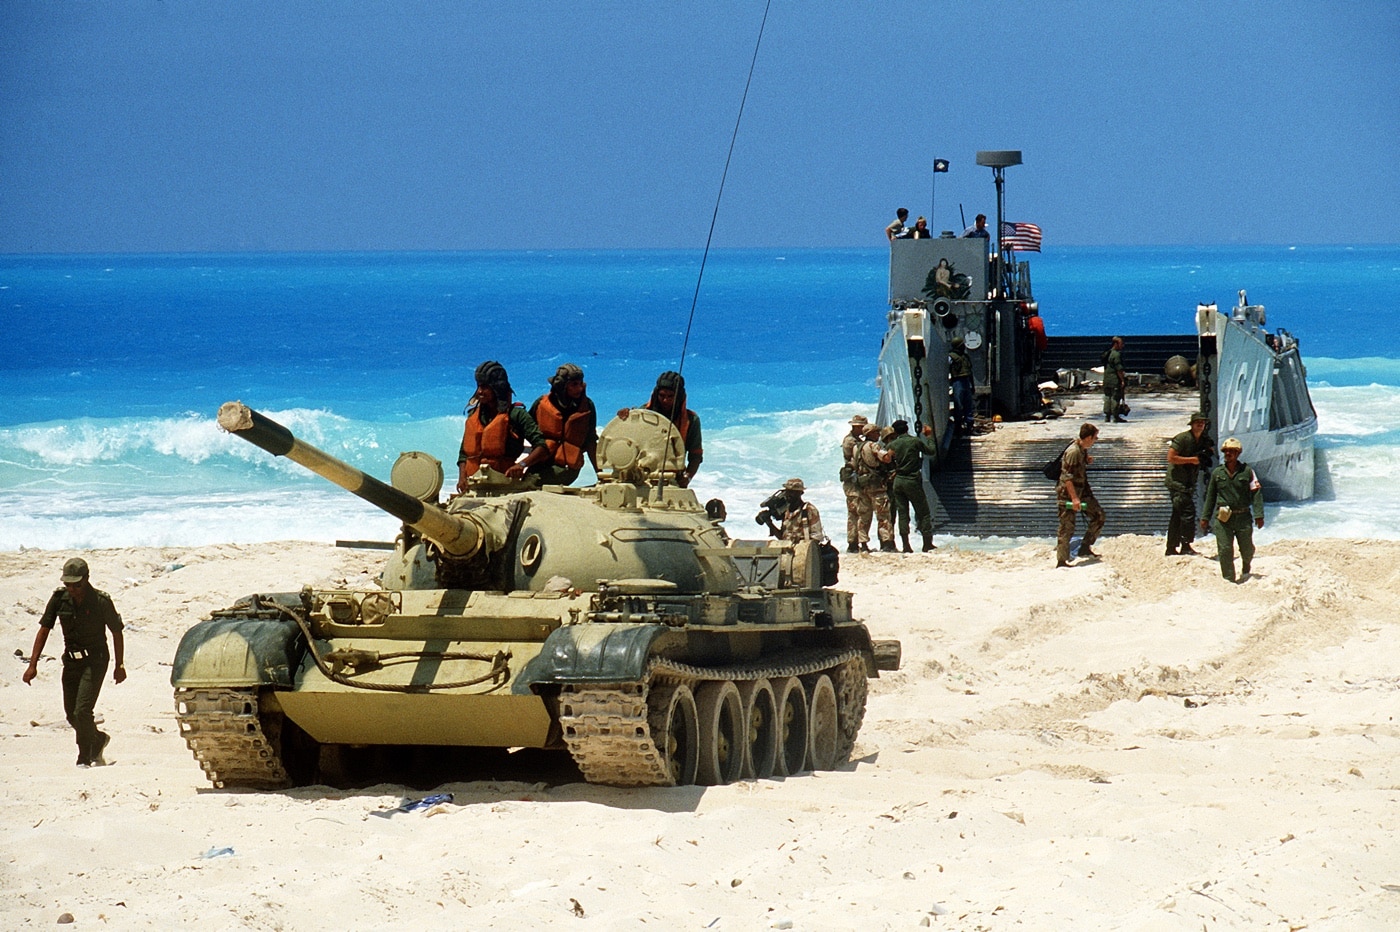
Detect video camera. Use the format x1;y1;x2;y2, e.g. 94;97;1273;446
754;488;790;525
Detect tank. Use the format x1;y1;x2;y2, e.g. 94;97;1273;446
172;401;901;788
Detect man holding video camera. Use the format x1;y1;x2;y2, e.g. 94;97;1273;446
757;477;824;543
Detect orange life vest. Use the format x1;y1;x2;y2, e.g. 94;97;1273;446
459;409;514;477
533;394;591;470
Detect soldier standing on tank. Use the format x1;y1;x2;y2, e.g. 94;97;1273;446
886;419;938;553
1056;422;1106;567
1201;437;1264;582
21;558;126;767
457;360;552;492
1102;337;1127;422
1165;411;1211;556
856;423;897;551
841;415;869;552
529;363;599;486
618;371;703;487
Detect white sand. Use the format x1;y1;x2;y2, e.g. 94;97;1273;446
2;537;1397;930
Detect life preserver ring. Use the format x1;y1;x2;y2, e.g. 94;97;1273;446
460;409;514;476
533;394;590;470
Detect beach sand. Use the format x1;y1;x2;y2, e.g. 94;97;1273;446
2;537;1397;929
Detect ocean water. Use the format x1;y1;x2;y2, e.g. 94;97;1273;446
3;245;1398;551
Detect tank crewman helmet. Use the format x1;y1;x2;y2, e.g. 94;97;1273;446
1189;411;1208;424
61;557;89;583
1221;437;1243;451
474;360;513;404
782;477;806;493
549;363;585;389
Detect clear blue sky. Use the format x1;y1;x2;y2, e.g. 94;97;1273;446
2;1;1396;252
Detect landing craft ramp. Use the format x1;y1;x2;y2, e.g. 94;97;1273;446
928;392;1199;538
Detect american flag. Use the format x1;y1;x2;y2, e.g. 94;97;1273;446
1000;221;1042;252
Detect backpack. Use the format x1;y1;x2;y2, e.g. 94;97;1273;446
1042;443;1071;481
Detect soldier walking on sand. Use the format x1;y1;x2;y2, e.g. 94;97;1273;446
22;558;127;767
1056;422;1106;567
1201;437;1265;582
1165;411;1211;556
841;415;869;552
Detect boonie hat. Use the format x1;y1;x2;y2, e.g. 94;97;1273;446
849;415;868;427
862;424;880;438
1221;437;1243;451
783;477;806;493
61;557;89;583
1189;411;1208;423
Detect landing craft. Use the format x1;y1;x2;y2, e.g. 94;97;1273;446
1196;291;1317;501
876;151;1316;538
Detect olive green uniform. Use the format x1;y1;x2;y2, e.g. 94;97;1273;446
1056;441;1106;563
39;586;123;764
1202;460;1264;581
1165;429;1210;553
1102;348;1125;419
886;431;938;541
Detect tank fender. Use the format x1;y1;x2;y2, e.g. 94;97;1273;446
512;623;669;695
170;607;306;689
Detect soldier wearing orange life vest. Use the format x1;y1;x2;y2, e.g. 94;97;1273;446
528;363;599;486
615;370;704;487
456;361;550;493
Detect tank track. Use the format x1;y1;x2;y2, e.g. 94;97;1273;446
174;687;292;789
558;650;867;787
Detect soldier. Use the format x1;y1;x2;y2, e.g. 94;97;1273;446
457;360;551;492
949;336;975;434
1201;437;1265;582
841;415;869;552
21;558;126;767
1165;411;1211;556
886;419;938;553
855;423;896;551
760;478;824;543
1102;337;1126;422
1056;422;1106;567
529;363;599;486
619;371;703;487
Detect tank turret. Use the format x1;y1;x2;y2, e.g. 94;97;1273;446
174;400;898;791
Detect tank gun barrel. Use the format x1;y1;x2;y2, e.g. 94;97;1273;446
216;401;483;557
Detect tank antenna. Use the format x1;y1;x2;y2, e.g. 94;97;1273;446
676;0;773;381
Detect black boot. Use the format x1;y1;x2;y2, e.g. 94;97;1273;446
879;540;897;553
900;534;913;553
1165;527;1179;556
846;542;859;554
921;533;935;552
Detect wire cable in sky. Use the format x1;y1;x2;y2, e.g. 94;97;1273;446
675;0;773;382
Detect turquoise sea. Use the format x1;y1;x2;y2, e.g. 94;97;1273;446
2;245;1398;550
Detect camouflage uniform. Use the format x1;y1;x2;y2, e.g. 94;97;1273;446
1056;440;1106;564
855;436;895;548
779;501;825;543
841;427;865;548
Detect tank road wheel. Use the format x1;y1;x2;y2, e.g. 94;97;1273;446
772;677;810;777
832;658;869;765
646;683;700;787
735;679;778;780
806;674;839;771
695;680;745;786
